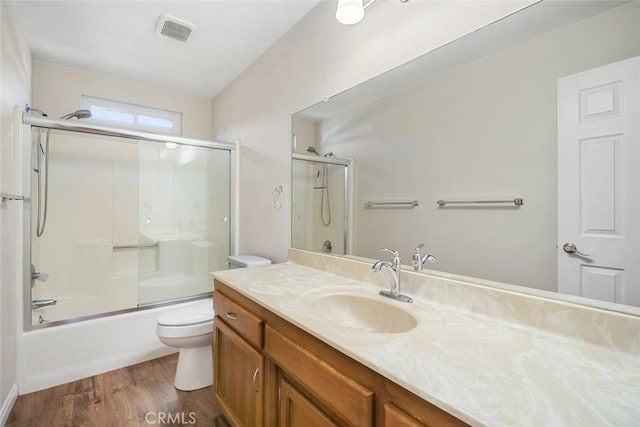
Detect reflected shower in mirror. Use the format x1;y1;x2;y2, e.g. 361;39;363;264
291;151;350;256
291;1;640;311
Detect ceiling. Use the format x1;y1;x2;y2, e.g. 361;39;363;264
9;0;321;99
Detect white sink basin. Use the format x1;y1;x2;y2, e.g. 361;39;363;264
311;294;417;334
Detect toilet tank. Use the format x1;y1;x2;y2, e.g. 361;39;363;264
227;255;271;269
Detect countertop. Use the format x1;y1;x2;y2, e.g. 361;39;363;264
212;259;640;426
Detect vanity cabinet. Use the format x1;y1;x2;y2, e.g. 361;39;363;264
213;291;265;426
213;281;467;427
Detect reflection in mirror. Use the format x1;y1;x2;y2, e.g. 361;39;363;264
291;1;640;311
291;153;350;255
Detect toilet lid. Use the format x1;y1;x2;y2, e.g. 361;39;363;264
157;300;214;326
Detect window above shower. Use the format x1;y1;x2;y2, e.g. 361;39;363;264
82;96;182;135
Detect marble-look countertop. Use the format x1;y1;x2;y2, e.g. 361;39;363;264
212;260;640;426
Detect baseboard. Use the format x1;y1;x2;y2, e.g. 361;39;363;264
0;383;18;427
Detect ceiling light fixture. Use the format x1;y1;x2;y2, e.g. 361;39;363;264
336;0;408;25
336;0;369;25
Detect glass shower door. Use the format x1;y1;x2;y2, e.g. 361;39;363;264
136;142;230;305
30;126;232;327
31;129;140;324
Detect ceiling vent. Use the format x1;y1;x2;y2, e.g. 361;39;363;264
155;14;196;42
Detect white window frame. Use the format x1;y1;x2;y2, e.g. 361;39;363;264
82;95;182;136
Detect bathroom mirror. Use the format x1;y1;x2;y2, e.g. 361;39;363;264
291;1;640;313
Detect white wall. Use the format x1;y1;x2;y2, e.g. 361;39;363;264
0;2;31;423
32;60;212;140
211;0;534;263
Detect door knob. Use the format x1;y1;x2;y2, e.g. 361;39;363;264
562;243;590;257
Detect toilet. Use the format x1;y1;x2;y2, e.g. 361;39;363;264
156;255;270;391
156;299;215;391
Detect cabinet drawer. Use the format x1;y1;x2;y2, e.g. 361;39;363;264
214;291;264;348
265;325;374;427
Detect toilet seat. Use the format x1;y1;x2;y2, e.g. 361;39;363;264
156;321;213;338
157;300;214;326
156;300;215;338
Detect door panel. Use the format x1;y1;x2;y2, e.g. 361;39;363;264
558;55;640;306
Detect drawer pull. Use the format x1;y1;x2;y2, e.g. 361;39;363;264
226;312;238;320
252;367;260;393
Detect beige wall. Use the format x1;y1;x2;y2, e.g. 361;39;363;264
211;1;534;263
32;60;212;140
0;1;31;418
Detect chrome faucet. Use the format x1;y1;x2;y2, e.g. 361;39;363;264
32;299;57;309
372;248;412;303
412;243;436;272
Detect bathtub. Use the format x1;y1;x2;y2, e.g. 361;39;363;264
18;298;210;393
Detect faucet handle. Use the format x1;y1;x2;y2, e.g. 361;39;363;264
382;248;399;257
415;243;425;250
381;248;400;267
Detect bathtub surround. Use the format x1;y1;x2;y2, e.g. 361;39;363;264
213;249;640;425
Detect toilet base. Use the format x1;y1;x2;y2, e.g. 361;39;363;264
174;344;213;391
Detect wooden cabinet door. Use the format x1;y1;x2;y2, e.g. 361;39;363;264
383;403;427;427
214;319;264;426
279;378;337;427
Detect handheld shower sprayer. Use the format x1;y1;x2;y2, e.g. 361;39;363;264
31;107;92;238
60;109;92;120
25;105;48;117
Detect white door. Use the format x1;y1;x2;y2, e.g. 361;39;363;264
558;56;640;307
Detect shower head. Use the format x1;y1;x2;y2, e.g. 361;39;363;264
306;146;320;156
25;105;48;117
60;109;92;120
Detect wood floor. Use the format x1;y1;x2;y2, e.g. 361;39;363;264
6;354;229;427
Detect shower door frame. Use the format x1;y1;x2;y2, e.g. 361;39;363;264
291;153;352;256
21;113;238;331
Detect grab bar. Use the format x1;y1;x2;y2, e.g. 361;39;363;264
32;299;57;309
437;198;524;206
1;193;24;203
365;200;419;208
112;242;159;250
